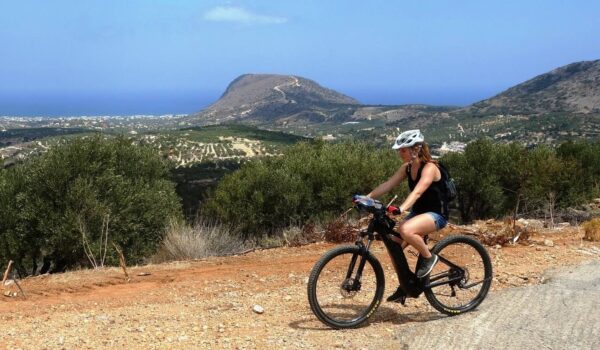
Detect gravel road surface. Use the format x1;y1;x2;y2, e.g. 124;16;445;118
386;261;600;349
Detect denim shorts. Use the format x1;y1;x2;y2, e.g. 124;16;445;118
404;211;448;231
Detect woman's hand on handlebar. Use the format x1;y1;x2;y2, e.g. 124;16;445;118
386;205;403;215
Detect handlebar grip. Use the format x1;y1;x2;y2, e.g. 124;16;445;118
387;205;402;215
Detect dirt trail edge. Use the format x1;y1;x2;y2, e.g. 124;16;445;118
386;260;600;350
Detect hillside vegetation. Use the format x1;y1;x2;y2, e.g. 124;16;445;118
2;136;600;275
204;139;600;237
0;136;182;275
202;140;405;236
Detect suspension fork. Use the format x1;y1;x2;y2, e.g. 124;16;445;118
346;239;373;290
345;220;377;290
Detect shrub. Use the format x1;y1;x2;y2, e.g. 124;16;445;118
582;218;600;242
0;136;182;275
324;218;357;243
281;224;324;247
440;139;594;223
203;141;404;237
152;220;251;262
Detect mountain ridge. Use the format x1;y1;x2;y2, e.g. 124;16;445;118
467;59;600;115
189;59;600;127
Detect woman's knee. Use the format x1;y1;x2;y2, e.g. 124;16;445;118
398;225;418;239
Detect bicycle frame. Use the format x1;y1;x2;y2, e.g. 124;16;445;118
353;211;465;298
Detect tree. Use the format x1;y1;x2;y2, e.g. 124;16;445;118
203;141;404;237
556;141;600;205
0;136;182;275
441;139;505;222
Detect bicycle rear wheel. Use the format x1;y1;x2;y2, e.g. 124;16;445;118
424;235;493;315
307;245;385;329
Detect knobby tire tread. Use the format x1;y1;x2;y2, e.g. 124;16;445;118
307;245;385;329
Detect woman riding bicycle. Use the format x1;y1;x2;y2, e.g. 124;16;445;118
309;134;491;327
362;129;447;300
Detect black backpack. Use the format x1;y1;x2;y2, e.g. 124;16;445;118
437;163;457;203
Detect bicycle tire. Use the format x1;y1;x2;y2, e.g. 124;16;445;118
424;235;493;316
307;245;385;329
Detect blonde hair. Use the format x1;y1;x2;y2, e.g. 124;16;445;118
414;143;437;164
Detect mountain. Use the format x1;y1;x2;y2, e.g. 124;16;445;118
467;59;600;115
190;74;458;126
185;62;600;146
193;74;360;124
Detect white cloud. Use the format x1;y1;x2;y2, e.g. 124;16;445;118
203;6;287;25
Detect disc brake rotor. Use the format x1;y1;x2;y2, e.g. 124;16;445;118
340;278;358;298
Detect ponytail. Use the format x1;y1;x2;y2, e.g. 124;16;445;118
416;143;437;164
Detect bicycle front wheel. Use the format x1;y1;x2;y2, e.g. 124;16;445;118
307;245;385;329
424;235;493;316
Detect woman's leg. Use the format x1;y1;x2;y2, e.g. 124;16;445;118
397;213;438;258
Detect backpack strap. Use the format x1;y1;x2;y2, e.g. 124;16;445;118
437;163;449;181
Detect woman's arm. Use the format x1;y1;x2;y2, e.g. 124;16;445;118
367;163;408;199
397;162;439;212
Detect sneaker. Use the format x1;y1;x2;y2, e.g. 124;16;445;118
416;254;438;278
386;286;407;304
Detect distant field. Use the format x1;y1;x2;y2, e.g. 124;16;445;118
0;127;91;146
174;124;308;144
137;124;310;167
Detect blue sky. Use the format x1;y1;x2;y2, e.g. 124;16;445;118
1;0;599;116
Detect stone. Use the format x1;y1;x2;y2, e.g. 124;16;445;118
544;239;555;247
253;305;264;314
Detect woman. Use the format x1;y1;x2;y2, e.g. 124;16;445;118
365;129;447;301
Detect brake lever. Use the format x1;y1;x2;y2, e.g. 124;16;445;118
386;195;398;207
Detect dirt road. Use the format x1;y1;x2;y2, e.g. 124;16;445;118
0;228;599;349
385;260;600;349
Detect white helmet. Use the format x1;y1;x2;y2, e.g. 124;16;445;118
392;129;424;149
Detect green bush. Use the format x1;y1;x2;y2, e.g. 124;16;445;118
556;141;600;204
203;141;404;237
0;136;182;275
441;139;505;222
441;139;598;222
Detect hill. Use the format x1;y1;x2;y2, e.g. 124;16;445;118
190;74;457;125
467;59;600;115
194;74;359;124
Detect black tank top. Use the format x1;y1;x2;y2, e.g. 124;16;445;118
407;162;445;218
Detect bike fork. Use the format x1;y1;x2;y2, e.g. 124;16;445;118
346;240;372;290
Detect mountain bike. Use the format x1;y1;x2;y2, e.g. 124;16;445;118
307;197;493;329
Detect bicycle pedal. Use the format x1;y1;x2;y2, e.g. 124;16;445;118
387;293;408;306
394;295;407;306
